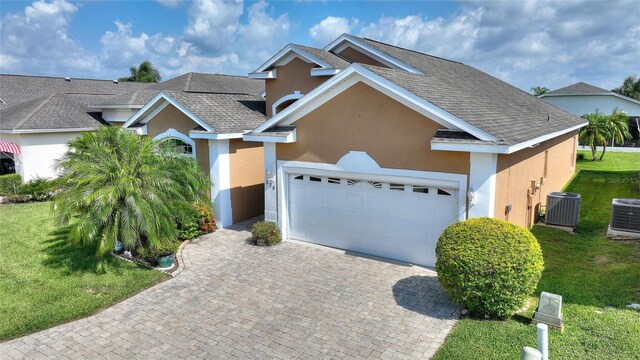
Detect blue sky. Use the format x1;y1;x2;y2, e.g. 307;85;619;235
1;0;638;91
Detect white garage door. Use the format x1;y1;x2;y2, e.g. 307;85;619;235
287;173;460;267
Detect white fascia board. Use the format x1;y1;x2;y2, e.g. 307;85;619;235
431;122;587;154
251;44;333;74
248;69;277;79
310;68;341;77
122;91;214;132
323;34;423;75
2;127;97;134
253;63;496;141
243;129;296;143
540;92;640;106
189;132;244;140
89;104;143;109
140;101;169;124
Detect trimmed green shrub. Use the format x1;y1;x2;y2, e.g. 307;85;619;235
577;153;585;160
251;221;281;246
18;178;59;201
137;240;181;262
0;174;21;195
436;217;544;318
177;203;216;240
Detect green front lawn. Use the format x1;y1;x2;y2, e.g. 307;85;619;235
0;202;168;340
434;152;640;360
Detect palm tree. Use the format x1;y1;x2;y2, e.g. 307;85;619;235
531;86;550;96
612;75;640;100
579;112;608;161
118;61;162;83
53;126;210;255
598;109;632;160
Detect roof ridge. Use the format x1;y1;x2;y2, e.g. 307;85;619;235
0;73;140;83
13;94;55;130
184;72;194;92
360;37;464;65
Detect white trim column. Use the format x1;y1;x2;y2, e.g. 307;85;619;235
263;142;277;222
468;152;497;218
208;139;232;228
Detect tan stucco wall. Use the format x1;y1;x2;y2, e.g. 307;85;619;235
265;57;329;117
229;139;264;223
276;82;470;174
145;104;210;174
494;131;578;228
336;47;389;68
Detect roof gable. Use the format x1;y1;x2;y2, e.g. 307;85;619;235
252;64;497;141
545;82;610;95
249;44;349;79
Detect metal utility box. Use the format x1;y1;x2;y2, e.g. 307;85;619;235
546;192;581;228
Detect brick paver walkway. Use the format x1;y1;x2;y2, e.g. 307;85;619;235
1;219;459;359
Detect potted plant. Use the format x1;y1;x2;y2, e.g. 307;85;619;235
138;240;181;268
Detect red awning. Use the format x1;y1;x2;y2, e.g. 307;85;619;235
0;140;20;154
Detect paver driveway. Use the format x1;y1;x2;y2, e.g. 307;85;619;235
1;219;459;359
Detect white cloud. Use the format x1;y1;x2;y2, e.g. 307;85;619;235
183;0;244;55
356;0;640;90
309;16;356;46
236;0;290;70
0;0;99;76
155;0;183;8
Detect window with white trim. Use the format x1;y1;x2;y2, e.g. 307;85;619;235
160;138;194;157
153;128;196;158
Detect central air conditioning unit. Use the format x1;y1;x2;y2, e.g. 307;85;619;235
546;192;581;228
609;199;640;235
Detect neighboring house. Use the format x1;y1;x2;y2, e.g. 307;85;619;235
0;72;267;227
540;82;640;146
244;34;586;267
117;73;267;227
0;74;149;179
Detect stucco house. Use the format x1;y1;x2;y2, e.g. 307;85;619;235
0;72;267;227
244;34;586;267
0;74;149;179
117;73;267;227
540;82;640;146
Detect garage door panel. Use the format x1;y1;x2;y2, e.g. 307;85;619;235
287;173;460;267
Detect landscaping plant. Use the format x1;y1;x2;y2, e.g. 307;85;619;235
251;221;281;246
579;109;631;160
0;173;21;195
436;217;544;318
53;126;210;255
177;202;216;240
136;239;181;263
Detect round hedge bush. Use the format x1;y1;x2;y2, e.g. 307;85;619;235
251;221;281;246
435;217;544;318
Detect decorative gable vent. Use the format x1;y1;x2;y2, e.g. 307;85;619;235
610;199;640;234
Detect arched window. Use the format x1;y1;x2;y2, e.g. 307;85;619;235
153;128;196;158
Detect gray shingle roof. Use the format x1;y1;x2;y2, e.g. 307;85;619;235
246;126;295;137
98;73;264;106
295;45;350;69
0;93;112;131
0;74;150;110
364;65;584;145
545;82;610;95
164;91;266;134
330;36;586;145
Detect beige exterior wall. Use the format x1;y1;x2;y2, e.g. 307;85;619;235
494;131;578;228
229;139;265;223
336;47;389;68
265;57;329;117
145;104;209;174
276;82;470;175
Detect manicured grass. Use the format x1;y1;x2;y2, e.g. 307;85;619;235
0;202;168;340
576;150;640;171
434;152;640;360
